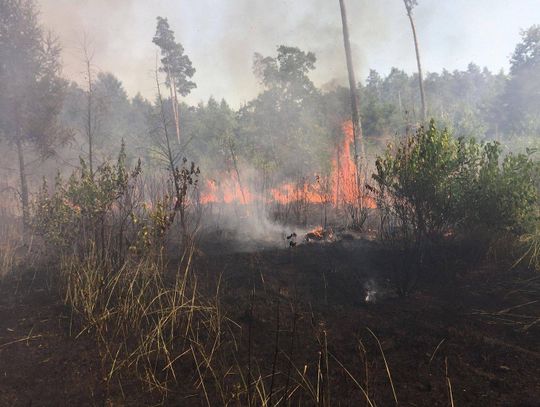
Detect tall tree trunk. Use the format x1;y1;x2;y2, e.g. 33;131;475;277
16;137;29;242
405;4;427;122
339;0;365;204
155;62;185;232
84;45;95;178
228;139;247;206
166;66;181;144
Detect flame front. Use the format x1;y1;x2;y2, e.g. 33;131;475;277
200;176;254;205
199;121;375;209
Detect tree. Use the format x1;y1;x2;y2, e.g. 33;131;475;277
362;70;399;138
0;0;68;238
151;55;199;235
81;39;98;177
501;25;540;135
403;0;427;122
153;16;196;143
338;0;364;180
93;72;131;151
253;45;317;109
244;46;329;180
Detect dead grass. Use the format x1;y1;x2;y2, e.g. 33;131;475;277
0;208;22;279
60;241;224;400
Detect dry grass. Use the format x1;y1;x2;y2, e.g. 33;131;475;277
0;208;22;279
60;242;224;400
517;226;540;271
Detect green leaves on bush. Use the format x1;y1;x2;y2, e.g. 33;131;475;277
373;120;538;242
31;143;142;255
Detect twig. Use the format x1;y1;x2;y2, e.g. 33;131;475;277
0;334;42;349
366;327;398;406
428;338;446;366
269;297;281;406
445;357;455;407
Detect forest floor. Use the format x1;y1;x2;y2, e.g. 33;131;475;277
1;237;539;406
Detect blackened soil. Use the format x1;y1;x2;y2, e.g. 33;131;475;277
1;240;539;406
0;271;104;406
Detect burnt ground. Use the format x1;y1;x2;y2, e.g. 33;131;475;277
1;238;539;406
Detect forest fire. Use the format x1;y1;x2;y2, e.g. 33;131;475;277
199;121;375;209
305;226;324;240
200;178;253;205
2;1;539;406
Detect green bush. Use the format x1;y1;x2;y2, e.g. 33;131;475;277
372;120;538;289
374;120;537;238
31;144;142;259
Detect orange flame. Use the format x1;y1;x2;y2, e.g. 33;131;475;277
270;182;325;205
308;226;324;239
200;176;254;205
199;120;375;209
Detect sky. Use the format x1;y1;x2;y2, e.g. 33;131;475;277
37;0;540;107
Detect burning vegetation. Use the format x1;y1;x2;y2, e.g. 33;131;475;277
198;120;375;212
0;0;539;406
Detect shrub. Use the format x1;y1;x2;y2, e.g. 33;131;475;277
30;142;202;267
60;243;222;398
31;144;142;262
372;120;539;291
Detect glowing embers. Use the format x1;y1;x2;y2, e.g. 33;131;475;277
304;226;335;243
305;226;324;241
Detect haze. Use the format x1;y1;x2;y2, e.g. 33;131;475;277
38;0;540;107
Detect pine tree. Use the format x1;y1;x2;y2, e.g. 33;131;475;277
0;0;68;239
153;16;196;143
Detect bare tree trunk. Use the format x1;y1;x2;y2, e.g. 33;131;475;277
335;139;341;209
16;137;29;242
83;42;95;178
155;60;185;231
228;139;247;206
405;3;427;122
166;66;181;143
339;0;365;208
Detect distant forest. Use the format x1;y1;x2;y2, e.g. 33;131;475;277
2;6;540;193
57;27;540;185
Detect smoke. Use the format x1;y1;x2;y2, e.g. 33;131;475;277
197;163;318;252
36;0;397;106
36;0;537;108
363;279;377;303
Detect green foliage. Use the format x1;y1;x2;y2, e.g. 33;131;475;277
372;121;538;293
153;16;196;96
373;121;458;240
373;121;538;241
254;45;317;104
237;45;332;179
0;0;68;152
31;140;203;263
510;25;540;74
501;25;540;134
466;146;538;232
31;143;142;255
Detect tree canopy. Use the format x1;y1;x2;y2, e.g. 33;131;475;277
0;0;67;154
152;16;196;97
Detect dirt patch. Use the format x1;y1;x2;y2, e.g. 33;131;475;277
0;271;104;407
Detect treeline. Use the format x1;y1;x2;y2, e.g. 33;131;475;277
57;27;540;186
2;0;539;212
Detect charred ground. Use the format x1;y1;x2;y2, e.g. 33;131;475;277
1;235;539;406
